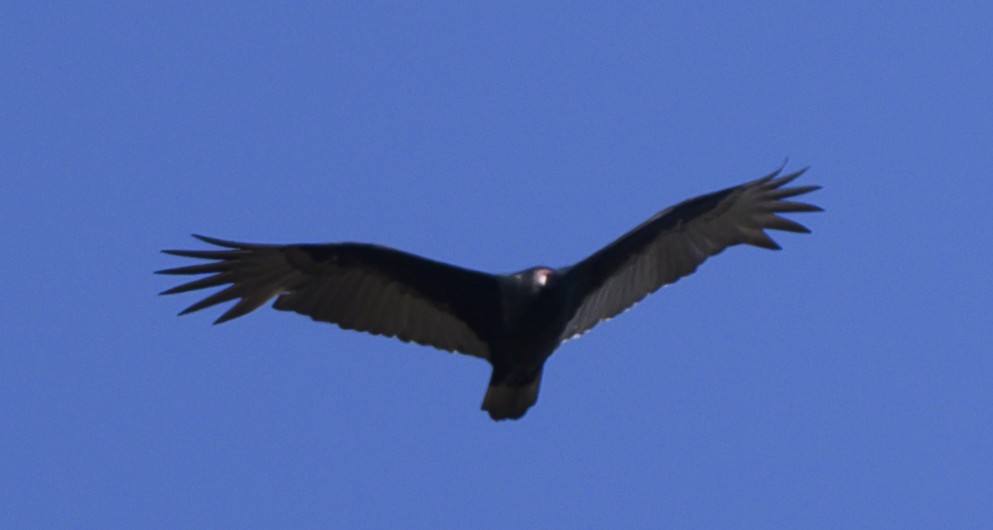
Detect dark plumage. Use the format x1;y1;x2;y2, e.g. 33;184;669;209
158;166;821;420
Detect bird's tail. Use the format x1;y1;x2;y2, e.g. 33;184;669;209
482;368;543;421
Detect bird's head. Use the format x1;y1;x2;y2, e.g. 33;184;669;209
519;266;559;293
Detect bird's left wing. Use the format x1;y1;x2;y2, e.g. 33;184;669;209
557;167;821;343
157;235;502;360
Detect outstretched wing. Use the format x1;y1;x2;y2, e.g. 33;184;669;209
157;235;502;360
558;167;821;342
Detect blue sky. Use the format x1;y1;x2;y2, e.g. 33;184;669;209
3;2;992;528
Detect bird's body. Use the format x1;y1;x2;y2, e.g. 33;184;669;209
159;167;821;420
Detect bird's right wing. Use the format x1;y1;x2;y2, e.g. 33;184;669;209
157;236;502;360
558;167;821;342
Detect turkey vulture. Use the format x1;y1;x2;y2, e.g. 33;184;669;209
158;166;821;420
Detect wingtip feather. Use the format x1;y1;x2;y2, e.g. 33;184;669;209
748;231;783;250
193;234;268;249
776;201;823;213
155;262;229;275
765;215;812;234
767;168;809;189
213;313;237;325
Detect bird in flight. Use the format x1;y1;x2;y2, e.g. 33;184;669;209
158;166;821;420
